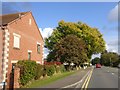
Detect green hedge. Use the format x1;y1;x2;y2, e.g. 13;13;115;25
55;65;60;73
44;65;56;76
16;60;66;86
34;64;44;80
59;65;66;72
16;60;37;85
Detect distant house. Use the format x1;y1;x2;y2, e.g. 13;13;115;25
0;11;44;88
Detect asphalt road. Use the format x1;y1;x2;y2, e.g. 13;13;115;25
88;66;119;89
39;67;92;89
38;66;119;90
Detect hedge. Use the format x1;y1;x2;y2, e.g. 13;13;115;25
16;60;37;86
54;65;66;73
59;65;66;72
44;65;56;76
16;60;66;86
34;64;44;80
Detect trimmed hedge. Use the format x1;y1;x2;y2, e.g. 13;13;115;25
55;65;60;73
55;65;66;73
60;65;66;72
16;60;37;85
44;65;56;76
34;64;44;80
16;60;66;86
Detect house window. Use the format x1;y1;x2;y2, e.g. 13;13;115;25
28;52;31;60
13;33;21;49
28;50;32;60
29;19;32;25
37;44;40;54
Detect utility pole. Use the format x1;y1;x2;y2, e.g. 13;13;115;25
110;57;111;67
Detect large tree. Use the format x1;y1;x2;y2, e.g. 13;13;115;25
91;57;100;65
45;20;106;59
100;51;119;67
47;35;88;66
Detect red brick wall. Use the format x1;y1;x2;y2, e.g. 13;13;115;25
8;12;43;63
0;29;3;82
6;12;44;88
14;67;20;88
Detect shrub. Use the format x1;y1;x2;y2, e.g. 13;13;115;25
16;60;37;86
55;65;60;73
44;65;56;76
34;64;44;80
59;65;66;72
44;61;62;65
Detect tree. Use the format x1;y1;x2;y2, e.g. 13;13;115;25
45;20;106;59
91;57;100;65
100;51;119;67
47;35;88;67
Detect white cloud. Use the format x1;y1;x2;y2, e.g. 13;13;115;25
91;54;101;60
106;43;118;53
108;4;118;22
39;27;54;59
92;41;118;60
39;28;54;39
43;48;49;59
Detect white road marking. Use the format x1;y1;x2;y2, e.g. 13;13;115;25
112;73;114;75
59;68;93;89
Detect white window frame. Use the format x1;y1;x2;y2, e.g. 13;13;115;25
37;42;41;54
28;50;32;60
13;33;21;49
29;18;32;25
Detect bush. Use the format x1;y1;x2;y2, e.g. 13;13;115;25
34;64;44;80
44;65;56;76
59;65;66;72
16;60;37;86
55;65;60;73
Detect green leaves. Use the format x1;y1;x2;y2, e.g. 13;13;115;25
47;35;88;66
100;52;119;67
16;60;37;85
45;20;106;64
91;57;100;65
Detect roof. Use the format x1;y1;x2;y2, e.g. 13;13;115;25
0;12;28;26
0;11;44;40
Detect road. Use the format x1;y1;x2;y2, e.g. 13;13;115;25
39;67;92;89
38;66;119;90
87;66;119;89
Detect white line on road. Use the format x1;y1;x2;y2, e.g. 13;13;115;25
58;69;92;89
112;73;114;75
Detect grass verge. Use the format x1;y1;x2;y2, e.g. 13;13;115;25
23;71;76;88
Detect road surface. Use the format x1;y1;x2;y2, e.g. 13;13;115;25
87;66;119;90
39;67;92;89
38;66;119;90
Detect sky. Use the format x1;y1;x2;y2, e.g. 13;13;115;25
1;2;119;58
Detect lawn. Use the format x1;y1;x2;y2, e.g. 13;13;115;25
24;71;76;88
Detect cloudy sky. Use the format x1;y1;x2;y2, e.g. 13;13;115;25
1;2;119;58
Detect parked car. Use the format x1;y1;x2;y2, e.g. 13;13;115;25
96;64;101;68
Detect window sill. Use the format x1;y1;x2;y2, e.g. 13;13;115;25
37;52;40;54
13;47;20;50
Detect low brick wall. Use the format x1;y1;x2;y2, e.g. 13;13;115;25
14;67;20;89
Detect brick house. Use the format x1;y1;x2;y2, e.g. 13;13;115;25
0;11;44;88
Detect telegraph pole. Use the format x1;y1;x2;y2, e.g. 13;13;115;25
110;57;111;67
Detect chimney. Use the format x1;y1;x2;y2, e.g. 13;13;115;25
18;13;21;18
